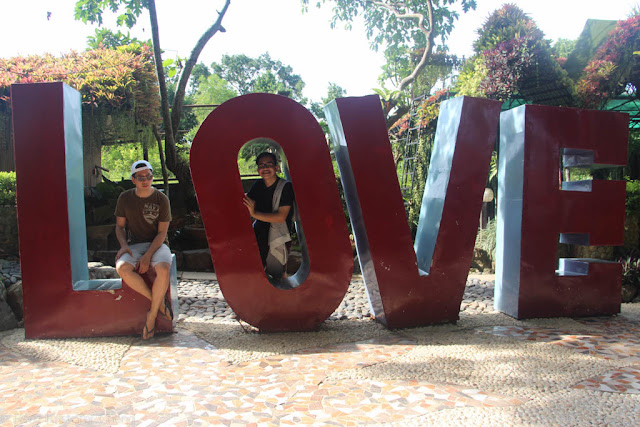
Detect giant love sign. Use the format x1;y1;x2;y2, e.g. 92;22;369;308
12;82;629;338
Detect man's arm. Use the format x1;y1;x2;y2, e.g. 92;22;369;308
136;221;170;274
115;216;132;261
243;195;291;223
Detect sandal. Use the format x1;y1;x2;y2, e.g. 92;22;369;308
142;323;155;340
159;294;173;322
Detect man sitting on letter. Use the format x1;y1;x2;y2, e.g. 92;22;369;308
115;160;173;340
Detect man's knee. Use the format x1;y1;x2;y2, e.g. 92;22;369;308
153;262;171;277
116;262;135;277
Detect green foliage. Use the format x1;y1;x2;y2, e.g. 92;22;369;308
389;89;449;135
95;181;125;200
0;172;16;206
552;38;577;60
379;45;463;93
627;130;640;180
239;139;282;163
331;153;352;234
237;157;256;176
564;20;618;81
192;55;307;161
620;255;640;296
476;5;573;106
304;0;476;52
183;74;237;143
101;142;173;182
566;167;592;181
626;179;640;215
211;53;306;103
453;55;487;97
405;132;433;235
310;82;348;134
303;0;476;89
189;63;212;95
371;85;407;121
163;57;182;80
473;4;541;53
75;0;145;28
388;88;451;236
576;16;640;108
475;218;497;260
0;45;161;125
87;28;145;49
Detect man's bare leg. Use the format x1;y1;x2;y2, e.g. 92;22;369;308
116;262;171;337
147;262;171;329
116;263;152;299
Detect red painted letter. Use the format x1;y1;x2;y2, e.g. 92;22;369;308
190;93;352;331
12;82;175;338
325;95;501;328
496;105;628;318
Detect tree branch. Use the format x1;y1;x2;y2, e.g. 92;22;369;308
152;123;170;197
369;0;435;91
146;0;176;168
398;0;434;91
170;0;231;140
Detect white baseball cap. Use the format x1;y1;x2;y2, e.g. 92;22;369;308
130;160;153;177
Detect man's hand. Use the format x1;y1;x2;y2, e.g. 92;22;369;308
243;194;256;216
115;245;132;262
136;252;152;274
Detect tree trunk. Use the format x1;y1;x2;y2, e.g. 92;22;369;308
152;124;170;197
146;0;230;210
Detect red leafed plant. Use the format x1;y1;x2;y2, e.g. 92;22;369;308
577;15;640;108
0;45;160;125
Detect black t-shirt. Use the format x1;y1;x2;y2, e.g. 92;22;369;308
247;177;294;227
247;177;295;263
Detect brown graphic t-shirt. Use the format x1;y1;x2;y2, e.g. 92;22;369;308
114;188;171;244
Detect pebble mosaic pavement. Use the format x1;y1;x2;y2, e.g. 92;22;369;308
0;276;638;425
477;316;640;395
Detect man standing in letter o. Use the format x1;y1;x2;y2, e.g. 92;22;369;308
243;152;295;282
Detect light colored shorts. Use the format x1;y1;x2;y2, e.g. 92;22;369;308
116;242;172;268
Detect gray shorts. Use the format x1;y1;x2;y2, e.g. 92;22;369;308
116;242;172;268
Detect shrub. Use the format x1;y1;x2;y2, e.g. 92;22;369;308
0;171;16;206
576;16;640;108
475;218;497;260
626;179;640;215
620;255;640;302
95;181;124;201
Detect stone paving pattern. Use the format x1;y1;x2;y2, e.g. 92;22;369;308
0;273;638;425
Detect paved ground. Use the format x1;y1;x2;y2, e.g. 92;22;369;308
0;273;639;426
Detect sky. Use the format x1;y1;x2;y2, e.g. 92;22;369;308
0;0;637;101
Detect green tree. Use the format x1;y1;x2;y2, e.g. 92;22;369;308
310;82;347;122
101;142;170;181
576;15;640;108
453;56;487;97
452;4;572;106
552;38;577;60
191;74;237;122
207;54;308;161
75;0;231;207
211;53;306;102
87;27;143;49
183;73;238;144
189;62;211;95
303;0;476;91
473;4;541;53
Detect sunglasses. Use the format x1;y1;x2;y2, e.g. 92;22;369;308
257;162;276;169
134;174;153;182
